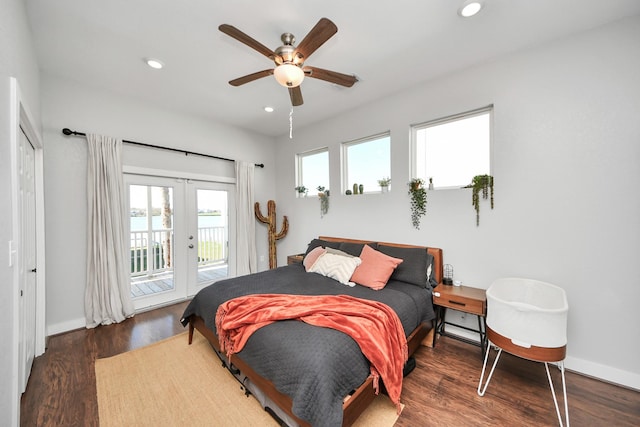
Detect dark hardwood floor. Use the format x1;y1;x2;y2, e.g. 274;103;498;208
21;301;639;426
21;301;190;427
399;339;639;426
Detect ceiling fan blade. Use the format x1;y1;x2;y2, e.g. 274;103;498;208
219;24;275;59
295;18;338;60
229;69;274;86
303;66;358;87
289;86;303;106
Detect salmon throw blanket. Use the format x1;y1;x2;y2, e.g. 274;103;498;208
215;294;409;413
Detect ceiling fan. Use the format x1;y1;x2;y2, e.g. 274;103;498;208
219;18;358;107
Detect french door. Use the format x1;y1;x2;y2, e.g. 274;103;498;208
125;174;235;310
186;180;235;296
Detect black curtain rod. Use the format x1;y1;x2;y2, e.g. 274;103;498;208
61;128;264;168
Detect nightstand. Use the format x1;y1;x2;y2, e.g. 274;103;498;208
287;254;304;265
432;284;487;356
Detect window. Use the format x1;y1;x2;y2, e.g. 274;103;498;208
412;106;492;189
342;132;391;194
296;148;329;196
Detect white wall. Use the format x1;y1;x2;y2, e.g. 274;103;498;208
41;74;277;334
274;16;640;389
0;0;42;424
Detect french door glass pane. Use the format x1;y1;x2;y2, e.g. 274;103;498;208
196;189;228;286
129;184;175;298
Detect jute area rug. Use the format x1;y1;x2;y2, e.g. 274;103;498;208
95;330;402;427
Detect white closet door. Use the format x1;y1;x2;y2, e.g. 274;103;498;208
18;128;37;393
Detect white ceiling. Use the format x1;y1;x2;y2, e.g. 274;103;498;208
26;0;640;137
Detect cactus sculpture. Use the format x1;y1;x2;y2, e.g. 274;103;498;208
255;200;289;269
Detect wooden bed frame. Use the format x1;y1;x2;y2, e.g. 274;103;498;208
187;236;443;427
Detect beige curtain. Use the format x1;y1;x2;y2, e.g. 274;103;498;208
235;161;257;275
85;133;134;328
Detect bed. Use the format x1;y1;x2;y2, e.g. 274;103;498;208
181;236;443;427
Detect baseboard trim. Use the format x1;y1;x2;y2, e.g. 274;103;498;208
444;327;640;391
45;299;190;337
47;317;85;336
564;355;640;391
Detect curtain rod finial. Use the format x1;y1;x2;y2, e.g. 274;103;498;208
62;128;73;135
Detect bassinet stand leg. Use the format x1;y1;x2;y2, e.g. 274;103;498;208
544;361;570;427
477;344;502;397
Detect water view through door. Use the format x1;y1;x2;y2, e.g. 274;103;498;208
187;184;233;296
126;175;233;310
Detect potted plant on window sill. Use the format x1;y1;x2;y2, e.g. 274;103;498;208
294;186;308;197
408;178;427;229
378;177;391;193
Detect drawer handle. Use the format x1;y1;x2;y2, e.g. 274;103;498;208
448;300;466;307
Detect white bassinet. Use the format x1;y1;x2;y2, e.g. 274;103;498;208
478;278;570;426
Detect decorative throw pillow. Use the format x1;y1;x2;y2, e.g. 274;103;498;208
325;247;356;258
351;245;403;290
377;245;429;288
303;246;326;271
338;242;378;257
308;252;362;286
304;238;341;257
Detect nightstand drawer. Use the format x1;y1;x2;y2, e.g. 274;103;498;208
432;284;488;355
433;294;485;316
287;254;304;265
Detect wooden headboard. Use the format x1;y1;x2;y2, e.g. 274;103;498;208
318;236;443;285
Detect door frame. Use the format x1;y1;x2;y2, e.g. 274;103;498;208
9;78;46;424
123;166;236;308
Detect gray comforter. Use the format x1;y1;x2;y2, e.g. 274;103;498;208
181;263;435;427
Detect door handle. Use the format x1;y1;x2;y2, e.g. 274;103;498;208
188;244;194;249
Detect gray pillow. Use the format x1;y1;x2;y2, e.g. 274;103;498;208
377;245;434;288
304;239;341;257
338;241;378;257
325;247;356;258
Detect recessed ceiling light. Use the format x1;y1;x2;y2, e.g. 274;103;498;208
264;106;274;113
459;1;483;18
145;58;164;69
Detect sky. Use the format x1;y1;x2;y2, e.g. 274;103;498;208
129;185;227;214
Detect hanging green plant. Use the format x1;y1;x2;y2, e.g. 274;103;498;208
407;178;427;229
470;174;494;226
317;186;329;217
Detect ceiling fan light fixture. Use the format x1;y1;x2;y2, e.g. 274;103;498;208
274;63;305;88
459;1;483;18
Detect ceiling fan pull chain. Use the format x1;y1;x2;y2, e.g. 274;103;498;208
289;107;294;139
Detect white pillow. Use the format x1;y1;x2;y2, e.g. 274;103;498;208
303;246;326;271
308;252;362;286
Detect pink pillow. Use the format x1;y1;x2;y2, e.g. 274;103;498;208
303;246;326;271
351;245;403;290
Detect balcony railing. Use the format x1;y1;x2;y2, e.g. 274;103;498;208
130;226;227;277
